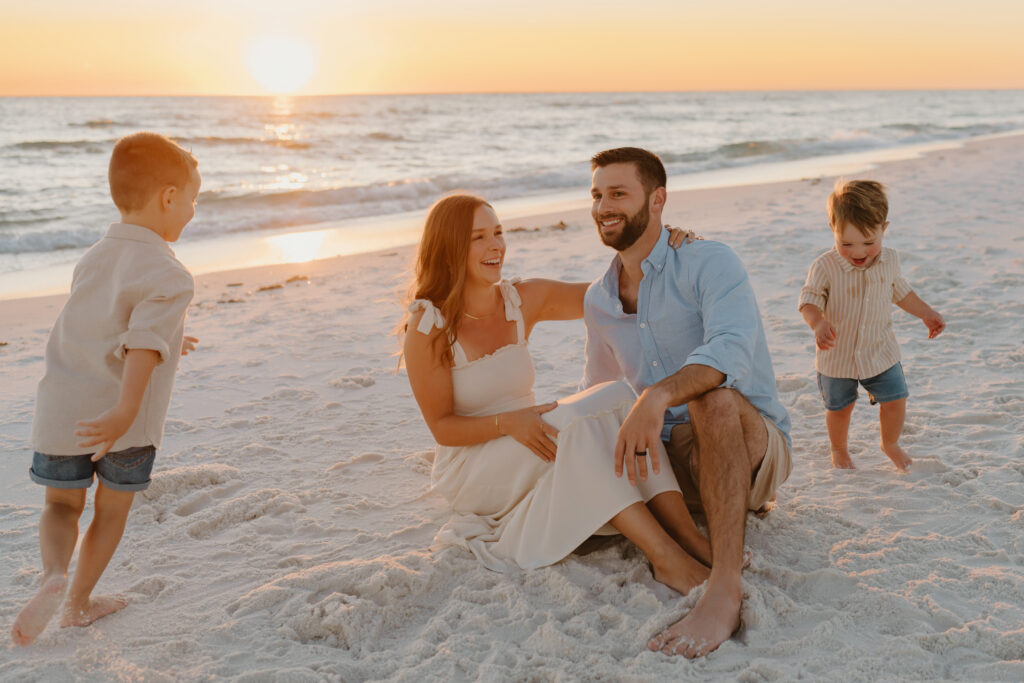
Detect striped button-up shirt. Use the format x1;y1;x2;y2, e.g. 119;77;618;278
581;228;791;446
799;246;913;380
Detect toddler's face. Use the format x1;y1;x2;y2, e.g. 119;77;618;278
834;221;886;269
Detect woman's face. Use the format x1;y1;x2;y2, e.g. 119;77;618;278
465;204;505;286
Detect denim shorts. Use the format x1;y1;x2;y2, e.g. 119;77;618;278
30;446;157;492
817;362;909;411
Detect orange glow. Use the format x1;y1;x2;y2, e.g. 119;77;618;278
1;2;1022;95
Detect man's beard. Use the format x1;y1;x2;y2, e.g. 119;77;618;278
596;199;651;252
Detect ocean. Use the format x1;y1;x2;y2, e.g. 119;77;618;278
2;91;1023;297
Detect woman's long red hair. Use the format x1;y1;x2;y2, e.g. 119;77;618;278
400;194;491;363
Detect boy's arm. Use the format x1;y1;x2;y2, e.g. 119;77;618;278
896;291;945;338
799;304;838;350
75;348;160;461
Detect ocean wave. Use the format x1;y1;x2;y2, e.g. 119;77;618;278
367;132;404;142
9;140;108;152
0;227;100;254
177;136;312;150
69;119;132;128
718;140;790;158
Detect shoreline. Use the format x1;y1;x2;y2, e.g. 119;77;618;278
2;129;1021;303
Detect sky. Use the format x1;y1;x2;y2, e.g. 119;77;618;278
1;0;1022;96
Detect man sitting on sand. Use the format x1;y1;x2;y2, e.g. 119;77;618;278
580;147;792;658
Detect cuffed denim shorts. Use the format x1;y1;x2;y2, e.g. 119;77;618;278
817;362;909;412
30;445;157;492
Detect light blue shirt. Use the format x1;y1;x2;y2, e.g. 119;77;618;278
581;227;791;446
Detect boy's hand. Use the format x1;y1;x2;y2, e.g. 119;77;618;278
813;319;838;350
181;335;199;355
922;311;945;338
75;406;135;462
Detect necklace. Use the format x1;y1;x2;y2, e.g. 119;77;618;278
463;308;499;320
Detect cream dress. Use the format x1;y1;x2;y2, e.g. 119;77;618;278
412;279;681;572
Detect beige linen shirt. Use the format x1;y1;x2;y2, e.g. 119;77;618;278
32;223;195;455
799;246;913;380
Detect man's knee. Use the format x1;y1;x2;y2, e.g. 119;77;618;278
688;387;742;423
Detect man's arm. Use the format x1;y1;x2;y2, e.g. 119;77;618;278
614;243;759;484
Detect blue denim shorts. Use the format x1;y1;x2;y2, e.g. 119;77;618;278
30;446;157;492
817;362;909;412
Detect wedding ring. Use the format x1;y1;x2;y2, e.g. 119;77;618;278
634;450;647;457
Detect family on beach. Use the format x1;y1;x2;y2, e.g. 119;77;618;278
12;133;944;658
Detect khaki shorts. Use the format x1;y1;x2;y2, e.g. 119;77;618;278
664;416;792;512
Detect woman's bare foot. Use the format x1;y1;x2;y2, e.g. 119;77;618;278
60;595;127;628
830;447;855;469
11;575;67;646
648;581;742;658
650;545;711;596
881;442;912;471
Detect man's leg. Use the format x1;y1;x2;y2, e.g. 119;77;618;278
62;481;133;628
12;486;86;645
649;388;767;658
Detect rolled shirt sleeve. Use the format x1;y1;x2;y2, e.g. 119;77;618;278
891;251;913;302
682;245;759;390
798;257;830;311
114;268;194;363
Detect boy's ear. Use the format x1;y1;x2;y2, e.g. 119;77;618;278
881;221;889;233
159;185;177;209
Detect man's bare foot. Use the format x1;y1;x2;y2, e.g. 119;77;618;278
650;545;711;596
830;447;855;469
881;443;912;471
11;574;67;646
648;581;742;658
60;595;127;628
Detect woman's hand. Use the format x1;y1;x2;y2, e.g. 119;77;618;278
497;401;560;462
667;226;703;248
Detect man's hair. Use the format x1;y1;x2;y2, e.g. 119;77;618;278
827;179;888;236
109;132;198;213
590;147;667;194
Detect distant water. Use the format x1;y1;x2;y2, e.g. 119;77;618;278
2;91;1024;279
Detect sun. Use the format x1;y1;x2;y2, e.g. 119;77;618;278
245;35;317;94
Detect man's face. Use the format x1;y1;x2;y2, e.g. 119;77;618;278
590;163;652;252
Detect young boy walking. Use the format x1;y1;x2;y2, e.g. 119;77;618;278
799;180;944;471
12;132;200;645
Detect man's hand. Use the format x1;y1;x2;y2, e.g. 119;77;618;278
813;319;838;350
615;389;667;484
181;335;199;355
75;406;135;462
922;310;945;338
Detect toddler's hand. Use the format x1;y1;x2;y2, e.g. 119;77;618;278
75;406;135;461
181;335;199;355
814;319;838;350
923;311;945;338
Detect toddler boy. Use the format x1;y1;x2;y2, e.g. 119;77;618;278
12;132;200;645
799;180;944;471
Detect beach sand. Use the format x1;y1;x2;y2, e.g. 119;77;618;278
1;135;1022;681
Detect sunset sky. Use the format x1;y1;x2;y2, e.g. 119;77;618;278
1;0;1022;96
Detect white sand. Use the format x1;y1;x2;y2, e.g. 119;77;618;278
2;135;1023;681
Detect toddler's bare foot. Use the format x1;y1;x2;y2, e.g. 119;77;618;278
881;443;912;472
61;595;127;628
11;574;67;646
648;581;742;658
830;447;855;469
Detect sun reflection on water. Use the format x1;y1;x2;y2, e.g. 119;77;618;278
266;230;327;264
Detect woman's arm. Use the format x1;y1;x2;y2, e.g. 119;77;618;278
404;309;558;460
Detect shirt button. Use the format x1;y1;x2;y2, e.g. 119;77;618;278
652;360;658;366
640;322;646;328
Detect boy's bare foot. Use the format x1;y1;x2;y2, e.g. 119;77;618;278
60;595;128;628
881;443;912;471
648;581;742;658
11;574;67;646
830;447;855;469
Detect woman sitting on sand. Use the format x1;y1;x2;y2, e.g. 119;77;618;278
401;193;713;594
